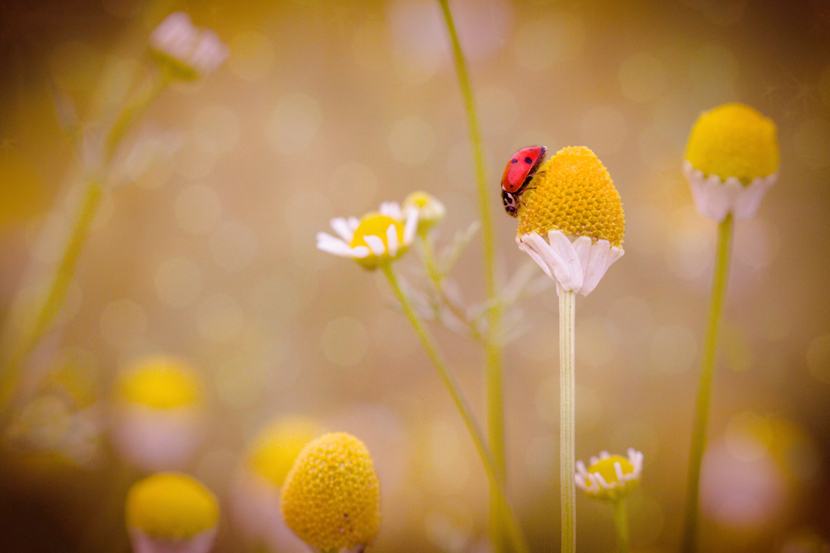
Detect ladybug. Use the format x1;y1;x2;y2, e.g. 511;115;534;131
501;145;547;217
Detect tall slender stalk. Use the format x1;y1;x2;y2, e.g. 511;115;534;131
0;70;170;415
681;213;734;553
381;264;528;553
612;500;630;553
559;289;576;553
435;2;506;549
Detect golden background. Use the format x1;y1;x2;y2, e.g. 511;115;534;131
1;0;829;551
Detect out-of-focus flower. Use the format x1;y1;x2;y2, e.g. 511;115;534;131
150;12;229;81
575;448;643;502
281;432;381;552
126;473;219;553
111;356;205;471
404;191;446;236
316;202;418;270
516;146;625;296
683;103;779;222
230;417;323;553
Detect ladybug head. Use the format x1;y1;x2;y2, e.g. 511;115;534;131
502;190;519;217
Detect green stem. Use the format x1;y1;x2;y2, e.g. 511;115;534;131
0;70;170;414
559;289;576;553
612;499;630;553
381;264;528;553
681;214;734;553
103;69;171;164
435;2;505;549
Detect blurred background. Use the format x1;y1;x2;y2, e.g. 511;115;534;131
1;0;829;551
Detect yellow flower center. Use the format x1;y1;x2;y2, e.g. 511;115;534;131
405;192;431;209
349;213;407;269
116;357;201;410
517;146;624;248
685;103;779;185
588;455;635;485
281;432;381;550
247;418;323;488
125;473;219;538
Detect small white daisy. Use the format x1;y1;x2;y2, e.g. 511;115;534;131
683;103;779;222
150;12;228;80
316;203;419;270
575;448;644;502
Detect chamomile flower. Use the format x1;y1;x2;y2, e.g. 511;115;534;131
575;448;643;502
126;473;219;553
111;356;205;471
150;12;228;81
404;191;446;236
683;103;779;222
316;202;418;270
516;146;625;296
281;432;381;552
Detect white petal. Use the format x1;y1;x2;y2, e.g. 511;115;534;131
579;239;611;297
317;236;353;257
363;234;386;256
348;216;360;230
517;239;553;280
350;245;370;258
330;217;355;242
403;207;419;245
572;235;593;275
379;201;402;220
733;173;777;220
546;230;584;292
614;461;624;483
386;224;399;256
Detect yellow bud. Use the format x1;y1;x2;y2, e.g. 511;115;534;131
685;103;779;185
404;191;445;235
517;146;624;248
281;432;381;551
246;417;323;488
125;473;219;538
116;356;201;410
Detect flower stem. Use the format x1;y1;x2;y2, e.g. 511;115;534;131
0;70;170;415
681;213;734;553
381;264;528;553
435;2;506;548
612;499;630;553
559;289;576;553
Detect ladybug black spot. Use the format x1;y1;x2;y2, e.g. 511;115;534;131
524;156;533;164
511;158;518;164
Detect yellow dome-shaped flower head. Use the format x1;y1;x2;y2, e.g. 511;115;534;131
575;448;643;502
281;432;381;551
126;473;219;540
116;356;201;410
246;417;323;489
683;103;779;221
112;356;205;471
516;146;625;296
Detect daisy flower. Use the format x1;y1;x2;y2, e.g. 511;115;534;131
575;448;644;502
515;146;625;296
126;473;219;553
111;356;205;471
316;202;418;270
281;432;381;553
683;103;779;222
